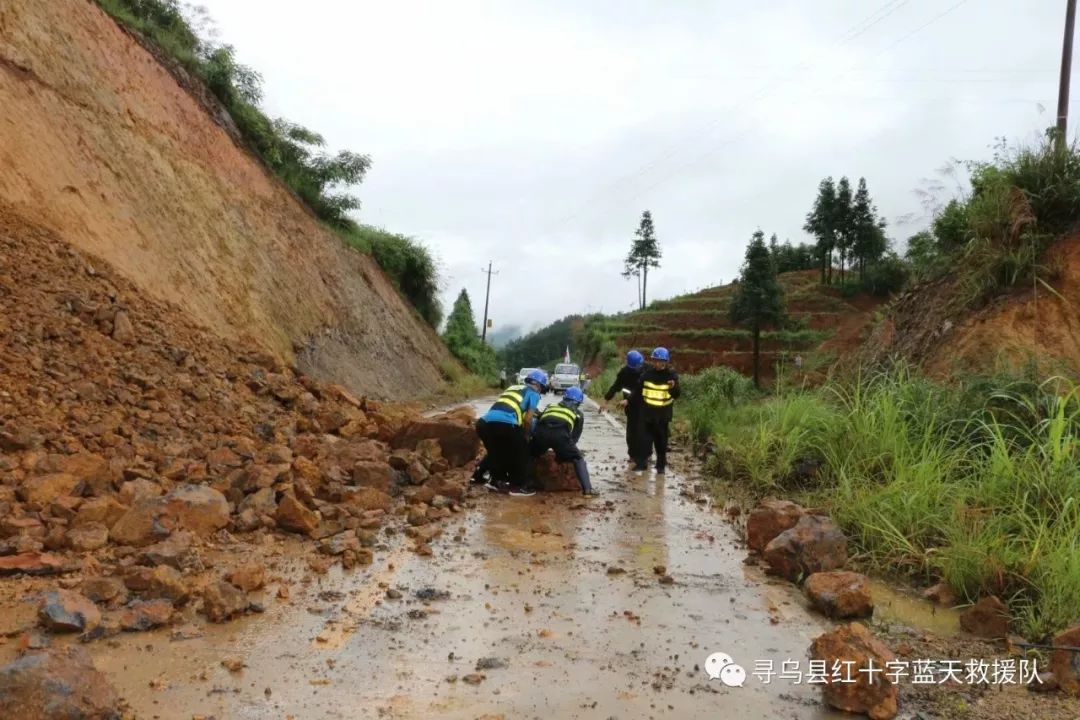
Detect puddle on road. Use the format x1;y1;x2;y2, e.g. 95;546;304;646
870;580;962;637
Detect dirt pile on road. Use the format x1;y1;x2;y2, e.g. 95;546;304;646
860;236;1080;377
0;209;478;643
0;0;451;398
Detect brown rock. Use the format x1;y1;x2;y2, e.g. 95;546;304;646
140;531;197;569
1051;624;1080;695
809;622;898;720
763;515;848;582
112;599;175;631
110;485;229;546
0;553;66;576
117;478;161;506
805;571;874;619
19;473;79;505
1;517;45;539
202;581;249;623
746;499;806;552
959;596;1010;639
82;577;128;606
238;487;277;516
227;564;266;592
407;508;429;526
274;494;321;535
533;451;581;492
38;590;101;633
145;566;189;603
65;523;109;552
392;420;480;467
343;486;392;513
406;460;430;486
112;310;136;344
351;462;394;492
0;646;121;719
921;582;958;607
73;497;128;528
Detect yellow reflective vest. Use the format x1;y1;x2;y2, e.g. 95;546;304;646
642;380;674;408
490;385;528;425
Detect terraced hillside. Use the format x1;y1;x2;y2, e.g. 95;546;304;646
588;271;886;382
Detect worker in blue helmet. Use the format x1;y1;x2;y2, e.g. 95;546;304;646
472;369;547;496
529;386;595;496
604;349;649;463
633;347;680;475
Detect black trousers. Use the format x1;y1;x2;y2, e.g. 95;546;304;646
476;419;528;485
530;429;592;493
639;417;670;471
624;404;649;460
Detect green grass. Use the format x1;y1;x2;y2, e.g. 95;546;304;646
687;366;1080;638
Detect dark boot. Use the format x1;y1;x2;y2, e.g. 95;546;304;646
573;458;595;495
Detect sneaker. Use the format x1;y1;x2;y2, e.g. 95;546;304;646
470;473;487;485
484;481;503;493
633;464;648;472
508;487;536;497
582;489;599;497
655;466;666;476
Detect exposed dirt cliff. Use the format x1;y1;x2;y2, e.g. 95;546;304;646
0;0;450;399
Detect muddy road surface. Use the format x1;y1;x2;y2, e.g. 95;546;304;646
6;397;854;718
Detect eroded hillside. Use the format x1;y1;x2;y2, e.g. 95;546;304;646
0;0;450;399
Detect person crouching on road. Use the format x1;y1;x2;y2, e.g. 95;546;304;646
471;369;547;497
604;349;648;463
529;386;596;496
634;347;680;475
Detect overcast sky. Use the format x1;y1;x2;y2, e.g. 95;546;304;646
199;0;1066;337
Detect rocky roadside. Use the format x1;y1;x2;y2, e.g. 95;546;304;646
0;214;484;717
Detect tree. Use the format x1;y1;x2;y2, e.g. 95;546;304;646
834;177;855;285
442;289;496;377
850;178;888;280
622;211;662;309
730;231;786;388
803;178;838;285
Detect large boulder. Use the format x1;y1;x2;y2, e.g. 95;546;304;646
109;484;229;546
1051;624;1080;696
959;596;1009;639
805;571;874;619
533;451;581;492
746;499;806;552
763;515;848;582
37;590;101;633
392;419;480;468
0;647;121;720
809;622;898;720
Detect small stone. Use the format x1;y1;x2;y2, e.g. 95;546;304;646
221;656;246;672
202;581;249;623
37;590;101;633
227;564;266;592
959;596;1010;639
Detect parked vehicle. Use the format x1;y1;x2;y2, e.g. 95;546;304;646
549;363;581;393
516;367;540;386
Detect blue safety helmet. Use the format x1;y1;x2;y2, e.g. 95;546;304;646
626;350;644;369
525;369;549;390
650;347;670;362
564;386;584;404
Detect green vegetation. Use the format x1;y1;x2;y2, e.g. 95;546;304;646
904;136;1078;313
681;365;1080;638
499;315;598;372
95;0;440;326
730;231;786;388
442;290;498;378
622;210;663;310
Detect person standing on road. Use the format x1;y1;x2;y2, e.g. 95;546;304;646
605;350;648;463
529;386;596;496
499;368;508;389
633;347;680;475
472;369;547;496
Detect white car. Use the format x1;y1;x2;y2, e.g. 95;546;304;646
516;367;540;386
549;363;581;394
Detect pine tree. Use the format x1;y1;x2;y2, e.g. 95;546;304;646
730;231;785;388
834;177;854;285
850;178;888;280
622;210;662;309
803;178;838;285
442;289;497;376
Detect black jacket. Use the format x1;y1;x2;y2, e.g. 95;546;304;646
605;365;644;406
535;403;584;443
636;367;680;422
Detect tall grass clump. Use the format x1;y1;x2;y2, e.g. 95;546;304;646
694;365;1080;638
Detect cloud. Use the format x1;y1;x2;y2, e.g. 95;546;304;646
200;0;1067;330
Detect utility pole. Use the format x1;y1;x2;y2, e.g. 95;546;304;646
480;262;497;344
1058;0;1078;148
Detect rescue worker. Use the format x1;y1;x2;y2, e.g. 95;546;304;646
634;347;680;475
472;369;547;496
529;386;595;496
604;350;647;462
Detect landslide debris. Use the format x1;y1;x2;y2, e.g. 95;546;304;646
0;210;479;644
